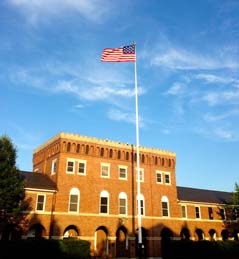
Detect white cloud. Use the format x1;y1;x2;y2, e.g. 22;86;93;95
9;63;144;105
150;47;236;71
8;0;112;24
195;73;238;85
203;89;239;106
55;80;135;101
214;128;234;140
107;109;144;127
74;104;85;109
165;82;185;95
204;109;239;122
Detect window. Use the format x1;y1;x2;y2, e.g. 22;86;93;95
76;144;80;153
118;150;121;159
181;205;187;218
136;168;144;182
100;190;109;214
69;188;80;213
67;142;71;152
220;208;226;220
119;192;127;215
101;163;110;178
161;196;169;217
109;149;113;158
137;194;145;216
168;159;171;167
141;154;145;163
195;206;200;219
66;160;75;174
36;194;45;211
119;166;127;180
85;145;89;154
208;207;213;220
156;170;162;184
78;160;86;175
164;173;171;184
126;152;129;160
51;159;57;174
155;157;158;165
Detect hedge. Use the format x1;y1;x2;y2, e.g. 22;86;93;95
0;238;91;259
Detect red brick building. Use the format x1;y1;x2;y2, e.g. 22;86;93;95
19;132;235;258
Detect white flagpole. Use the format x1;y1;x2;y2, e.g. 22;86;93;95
134;42;142;248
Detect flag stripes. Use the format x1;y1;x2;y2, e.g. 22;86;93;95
101;44;136;62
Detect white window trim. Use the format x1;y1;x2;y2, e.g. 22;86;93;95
164;172;171;185
77;159;87;175
100;163;110;178
195;206;201;219
136;168;144;182
66;159;75;174
119;165;128;180
100;190;109;214
181;205;187;218
68;188;80;213
137;193;145;216
156;170;163;184
119;192;128;215
161;195;170;217
36;194;46;212
51;159;57;175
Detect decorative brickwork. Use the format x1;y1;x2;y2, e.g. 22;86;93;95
20;132;233;258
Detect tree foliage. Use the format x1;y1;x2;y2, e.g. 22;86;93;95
0;134;25;222
223;182;239;240
232;182;239;206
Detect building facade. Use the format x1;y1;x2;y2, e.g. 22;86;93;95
18;132;235;258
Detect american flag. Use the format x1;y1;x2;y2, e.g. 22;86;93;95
101;44;136;62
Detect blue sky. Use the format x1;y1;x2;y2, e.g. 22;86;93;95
1;0;239;192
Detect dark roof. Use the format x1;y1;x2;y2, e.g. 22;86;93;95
177;186;233;204
21;171;57;191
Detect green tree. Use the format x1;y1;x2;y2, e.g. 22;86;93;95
0;134;25;238
224;182;239;240
233;182;239;206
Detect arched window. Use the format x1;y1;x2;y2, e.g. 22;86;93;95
137;193;145;216
126;152;129;160
85;145;89;154
209;229;216;241
195;228;204;240
141;154;145;163
180;228;190;240
161;196;169;217
109;149;113;158
100;190;109;214
67;142;71;152
155;157;158;165
119;192;127;215
69;188;80;213
76;144;80;153
100;147;104;157
118;150;121;159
